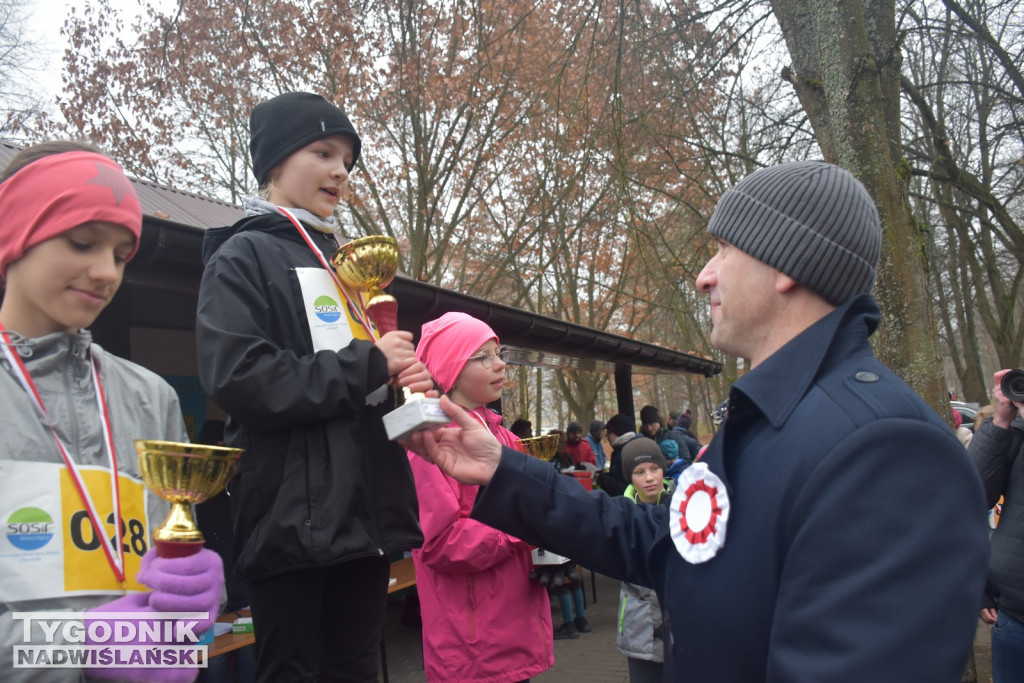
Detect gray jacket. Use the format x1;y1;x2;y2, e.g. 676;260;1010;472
970;415;1024;622
617;483;672;662
0;330;186;681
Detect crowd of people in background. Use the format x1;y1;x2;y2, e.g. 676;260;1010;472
525;404;705;482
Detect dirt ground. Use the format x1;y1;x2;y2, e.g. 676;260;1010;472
974;619;992;683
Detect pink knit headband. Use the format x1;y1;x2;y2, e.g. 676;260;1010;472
0;151;142;277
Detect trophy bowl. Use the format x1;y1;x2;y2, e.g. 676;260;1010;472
331;235;401;333
517;434;560;462
330;236;400;305
136;440;243;557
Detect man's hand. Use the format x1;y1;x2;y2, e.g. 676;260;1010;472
980;607;998;625
401;395;501;485
992;369;1024;429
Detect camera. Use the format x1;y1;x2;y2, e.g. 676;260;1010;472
1001;369;1024;403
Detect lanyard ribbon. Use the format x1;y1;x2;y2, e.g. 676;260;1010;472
278;207;379;342
0;325;126;587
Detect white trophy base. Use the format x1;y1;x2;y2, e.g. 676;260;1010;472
384;396;450;441
531;548;570;565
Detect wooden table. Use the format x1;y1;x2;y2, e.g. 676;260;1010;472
207;556;417;670
207;608;254;659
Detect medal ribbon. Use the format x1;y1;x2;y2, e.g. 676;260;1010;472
278;207;379;342
0;325;126;587
465;409;499;443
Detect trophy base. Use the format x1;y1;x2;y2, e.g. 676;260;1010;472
531;548;571;565
383;397;450;441
155;538;205;558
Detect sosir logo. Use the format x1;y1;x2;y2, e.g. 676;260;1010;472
6;507;55;551
313;295;342;323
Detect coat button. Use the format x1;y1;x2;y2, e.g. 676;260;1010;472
854;371;879;383
304;519;311;526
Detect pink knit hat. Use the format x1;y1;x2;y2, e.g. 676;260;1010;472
416;312;499;393
0;151;142;277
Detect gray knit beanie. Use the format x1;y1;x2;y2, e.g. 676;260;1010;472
621;437;667;479
706;161;882;305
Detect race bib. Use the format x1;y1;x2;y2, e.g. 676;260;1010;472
295;267;379;351
0;461;149;600
295;267;388;406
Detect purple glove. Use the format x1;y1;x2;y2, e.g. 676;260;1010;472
85;548;224;682
136;547;224;630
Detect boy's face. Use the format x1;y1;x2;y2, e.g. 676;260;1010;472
1;222;134;337
566;428;582;444
267;135;356;219
631;461;665;504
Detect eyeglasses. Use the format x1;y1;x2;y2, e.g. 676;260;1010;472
468;346;510;368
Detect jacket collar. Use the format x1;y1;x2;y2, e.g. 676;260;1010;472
202;211;340;264
5;328;93;361
730;294;880;429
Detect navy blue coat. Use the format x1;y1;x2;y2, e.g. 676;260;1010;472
473;296;988;681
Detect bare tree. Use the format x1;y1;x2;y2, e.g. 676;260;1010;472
900;0;1024;399
0;0;47;136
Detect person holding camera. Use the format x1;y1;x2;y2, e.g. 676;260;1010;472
970;368;1024;681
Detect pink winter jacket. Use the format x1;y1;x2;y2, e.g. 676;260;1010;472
407;407;554;682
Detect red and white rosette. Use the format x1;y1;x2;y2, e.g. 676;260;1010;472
669;462;730;564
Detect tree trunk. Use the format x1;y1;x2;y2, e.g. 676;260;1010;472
771;0;950;415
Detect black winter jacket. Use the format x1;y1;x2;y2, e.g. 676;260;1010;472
970;415;1024;622
196;213;422;580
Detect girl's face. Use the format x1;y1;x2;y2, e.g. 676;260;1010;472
0;222;135;337
450;340;506;409
632;462;665;504
267;135;356;219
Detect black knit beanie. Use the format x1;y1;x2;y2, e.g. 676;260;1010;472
621;437;667;479
706;161;882;305
250;92;363;186
605;413;635;438
639;405;660;427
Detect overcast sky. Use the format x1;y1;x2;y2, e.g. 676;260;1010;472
24;0;74;101
22;0;160;111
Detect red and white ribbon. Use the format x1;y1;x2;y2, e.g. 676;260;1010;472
278;207;379;342
0;325;126;586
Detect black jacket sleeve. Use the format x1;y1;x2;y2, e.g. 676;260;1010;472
969;417;1022;508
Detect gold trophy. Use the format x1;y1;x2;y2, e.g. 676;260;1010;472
330;236;448;441
331;236;401;334
517;434;560;462
135;440;242;558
